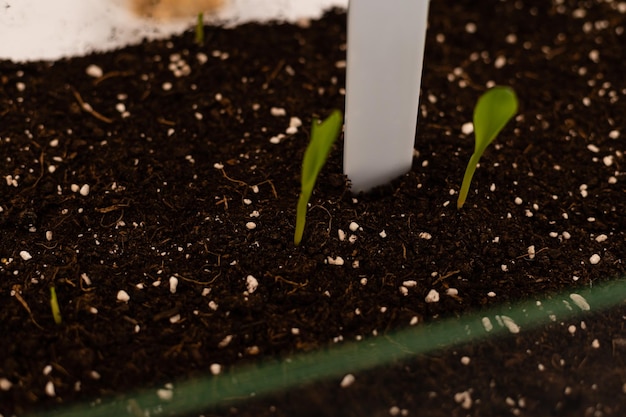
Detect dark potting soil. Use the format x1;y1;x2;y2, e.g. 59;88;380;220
1;0;626;416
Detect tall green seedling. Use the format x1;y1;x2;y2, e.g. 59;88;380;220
457;86;518;209
294;110;343;245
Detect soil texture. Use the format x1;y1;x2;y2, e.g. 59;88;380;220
1;0;626;416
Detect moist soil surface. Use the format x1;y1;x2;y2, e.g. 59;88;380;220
2;1;626;416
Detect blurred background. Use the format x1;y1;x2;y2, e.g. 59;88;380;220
0;0;347;61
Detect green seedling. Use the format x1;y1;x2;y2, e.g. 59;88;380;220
457;86;518;209
294;110;343;246
195;12;205;45
49;286;62;325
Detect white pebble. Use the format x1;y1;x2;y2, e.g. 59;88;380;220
500;315;520;333
157;388;173;401
19;250;32;261
210;363;222;375
338;229;346;241
349;222;360;232
419;232;432;240
402;280;417;288
340;374;355;388
85;64;103;78
218;335;233;348
169;276;178;294
592;339;600;348
494;55;507;68
81;273;92;286
117;290;130;303
245;222;257;230
570;294;591;311
169;314;181;324
460;356;471;365
289;117;302;128
327;256;345;266
246;275;259;294
595;234;608;242
0;378;12;391
270;107;286;117
482;317;493;332
461;122;474;135
587;144;600;153
446;288;458;296
514;197;523;205
609;130;620;139
45;381;56;397
425;289;440;303
270;134;285;144
589;254;601;264
527;245;536;259
454;391;473;409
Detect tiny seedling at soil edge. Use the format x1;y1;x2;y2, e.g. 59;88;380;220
294;110;343;245
195;12;205;45
49;286;62;325
457;86;519;209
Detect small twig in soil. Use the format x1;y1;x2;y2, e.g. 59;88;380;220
92;70;134;86
311;204;333;237
432;269;461;286
219;168;249;187
272;275;309;295
71;87;113;123
24;151;45;191
11;285;44;330
256;179;278;199
516;246;549;260
157;117;176;126
215;195;229;209
177;273;220;286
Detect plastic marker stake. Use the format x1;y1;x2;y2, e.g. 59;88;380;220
344;0;430;193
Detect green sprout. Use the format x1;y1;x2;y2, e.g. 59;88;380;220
457;86;519;209
49;286;62;325
294;110;343;246
195;12;205;46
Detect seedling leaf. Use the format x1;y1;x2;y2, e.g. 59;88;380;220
457;86;518;209
195;12;205;45
50;286;62;325
294;110;343;245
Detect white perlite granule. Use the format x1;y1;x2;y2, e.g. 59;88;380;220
425;289;440;303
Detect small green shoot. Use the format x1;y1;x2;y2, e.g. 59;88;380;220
457;86;518;209
294;110;343;246
49;286;62;325
195;12;205;45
